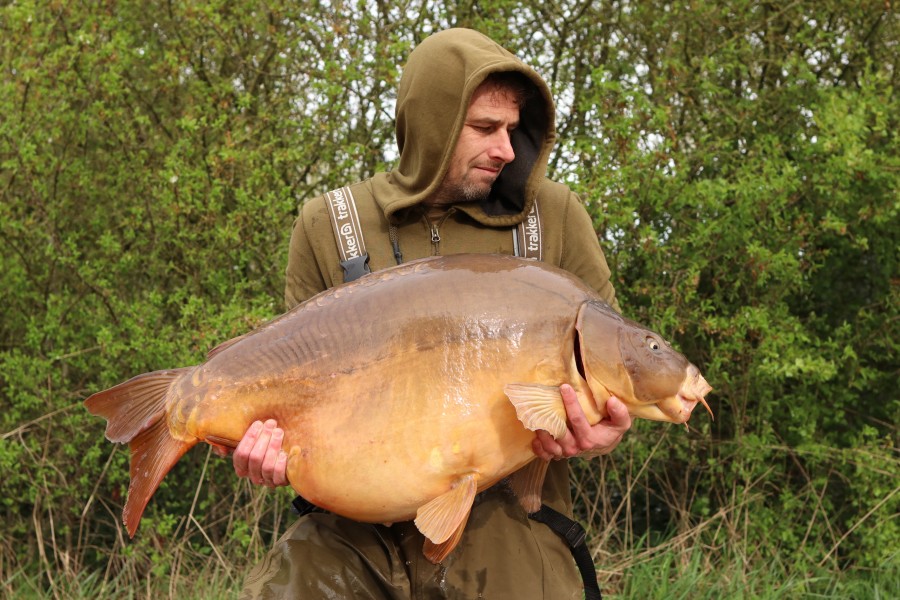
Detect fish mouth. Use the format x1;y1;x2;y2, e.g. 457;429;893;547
675;395;699;421
673;366;713;423
623;366;713;424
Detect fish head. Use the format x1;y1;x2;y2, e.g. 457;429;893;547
575;300;713;424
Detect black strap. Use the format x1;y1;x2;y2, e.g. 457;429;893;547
290;495;327;517
529;504;602;600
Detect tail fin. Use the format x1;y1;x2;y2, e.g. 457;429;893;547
84;368;197;537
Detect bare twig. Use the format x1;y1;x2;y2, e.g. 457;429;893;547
1;404;79;440
818;483;900;567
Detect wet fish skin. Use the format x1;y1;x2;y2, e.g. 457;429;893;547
84;253;711;563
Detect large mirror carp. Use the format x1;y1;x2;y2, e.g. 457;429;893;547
85;253;711;563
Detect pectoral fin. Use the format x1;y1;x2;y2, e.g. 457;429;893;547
415;473;477;563
205;434;239;450
507;458;549;514
504;383;568;439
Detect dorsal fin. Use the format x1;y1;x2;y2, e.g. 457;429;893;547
206;334;248;360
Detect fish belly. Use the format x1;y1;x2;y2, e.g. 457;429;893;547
280;354;551;522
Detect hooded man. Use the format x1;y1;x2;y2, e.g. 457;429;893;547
237;28;632;599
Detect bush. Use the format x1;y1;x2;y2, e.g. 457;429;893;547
2;1;897;596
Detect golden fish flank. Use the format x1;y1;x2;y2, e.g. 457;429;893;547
84;253;712;564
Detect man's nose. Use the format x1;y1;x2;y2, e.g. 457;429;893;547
489;130;516;164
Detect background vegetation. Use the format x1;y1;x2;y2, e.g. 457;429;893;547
2;0;897;597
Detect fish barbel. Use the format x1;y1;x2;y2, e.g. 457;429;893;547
85;253;712;562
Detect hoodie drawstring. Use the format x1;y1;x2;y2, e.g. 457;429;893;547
388;223;403;265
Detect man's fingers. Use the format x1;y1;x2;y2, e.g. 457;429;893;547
533;429;565;461
605;396;632;431
272;451;289;487
247;420;277;484
232;419;291;488
259;426;285;486
559;383;591;435
233;420;263;478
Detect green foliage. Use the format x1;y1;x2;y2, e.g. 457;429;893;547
2;0;897;596
557;0;899;588
608;543;900;599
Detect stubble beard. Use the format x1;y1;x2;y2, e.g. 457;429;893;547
459;178;492;202
433;165;501;205
430;177;491;207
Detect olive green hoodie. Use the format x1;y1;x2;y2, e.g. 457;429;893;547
248;28;618;599
381;27;555;223
284;28;618;313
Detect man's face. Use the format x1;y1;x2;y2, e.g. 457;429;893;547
435;83;520;204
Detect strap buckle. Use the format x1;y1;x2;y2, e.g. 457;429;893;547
341;255;371;282
563;520;587;548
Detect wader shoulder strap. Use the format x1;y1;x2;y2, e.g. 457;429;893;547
529;504;602;600
513;200;543;260
324;186;371;283
291;187;371;517
290;188;370;514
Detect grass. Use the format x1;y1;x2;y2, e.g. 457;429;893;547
605;545;899;599
4;429;896;599
4;544;897;599
2;566;240;600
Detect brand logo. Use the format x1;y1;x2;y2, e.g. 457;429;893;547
525;210;540;253
339;222;360;258
332;188;350;221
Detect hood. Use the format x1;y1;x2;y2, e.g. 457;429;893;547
372;28;557;227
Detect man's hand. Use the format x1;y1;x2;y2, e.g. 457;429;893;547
232;419;289;488
532;384;632;461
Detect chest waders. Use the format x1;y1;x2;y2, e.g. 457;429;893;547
288;188;602;600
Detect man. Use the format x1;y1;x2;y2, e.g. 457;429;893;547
237;28;632;599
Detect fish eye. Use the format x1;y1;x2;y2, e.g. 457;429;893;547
647;337;660;351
